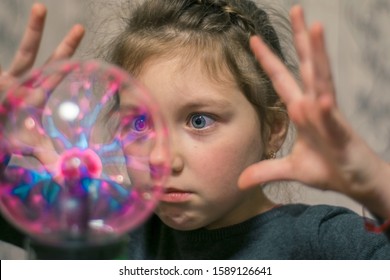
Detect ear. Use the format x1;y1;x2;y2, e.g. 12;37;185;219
264;111;289;156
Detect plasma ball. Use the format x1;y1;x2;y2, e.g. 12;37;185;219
59;101;80;121
0;60;170;246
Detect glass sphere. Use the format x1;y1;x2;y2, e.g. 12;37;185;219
0;60;170;246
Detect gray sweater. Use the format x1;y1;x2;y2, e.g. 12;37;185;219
127;204;390;259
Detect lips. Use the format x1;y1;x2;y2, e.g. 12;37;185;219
160;187;192;203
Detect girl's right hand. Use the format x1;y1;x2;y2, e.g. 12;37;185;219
0;3;84;170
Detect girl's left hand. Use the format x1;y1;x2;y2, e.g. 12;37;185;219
238;5;390;219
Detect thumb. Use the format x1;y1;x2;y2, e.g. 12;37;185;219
238;157;293;189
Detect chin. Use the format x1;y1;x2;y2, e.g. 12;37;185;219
156;212;205;231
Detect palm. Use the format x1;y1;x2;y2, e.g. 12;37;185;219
285;132;347;191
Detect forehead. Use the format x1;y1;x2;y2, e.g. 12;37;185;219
142;46;238;84
135;35;238;81
137;53;238;100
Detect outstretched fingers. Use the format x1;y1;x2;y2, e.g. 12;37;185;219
291;5;336;104
310;23;336;105
250;36;302;106
8;3;47;76
8;4;85;77
290;5;315;97
45;24;85;63
292;6;346;149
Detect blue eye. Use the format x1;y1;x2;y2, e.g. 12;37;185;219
189;114;214;129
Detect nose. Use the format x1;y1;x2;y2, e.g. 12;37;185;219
167;127;185;175
149;127;184;177
148;133;170;181
170;152;184;174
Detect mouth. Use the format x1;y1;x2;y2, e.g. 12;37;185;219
160;187;193;203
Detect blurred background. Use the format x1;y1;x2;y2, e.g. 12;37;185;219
1;0;390;258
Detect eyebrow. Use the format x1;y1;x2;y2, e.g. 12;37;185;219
120;95;233;109
181;97;233;110
119;103;148;113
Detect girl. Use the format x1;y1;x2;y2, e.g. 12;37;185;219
1;0;390;259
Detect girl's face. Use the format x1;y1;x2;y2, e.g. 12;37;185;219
129;55;273;230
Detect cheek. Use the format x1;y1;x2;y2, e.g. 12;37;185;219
192;134;263;186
